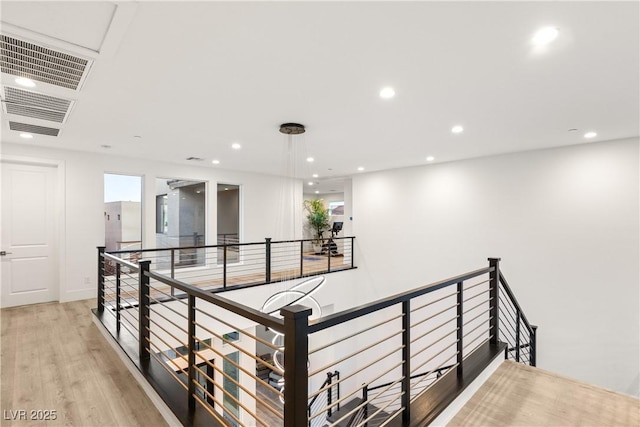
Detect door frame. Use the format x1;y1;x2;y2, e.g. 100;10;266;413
0;154;66;305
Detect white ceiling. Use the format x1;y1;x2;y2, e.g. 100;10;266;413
1;1;638;194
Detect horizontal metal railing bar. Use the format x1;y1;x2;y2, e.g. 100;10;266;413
192;356;283;420
314;361;404;425
191;381;245;427
411;340;458;376
147;349;189;391
411;358;460;401
145;270;285;332
498;298;519;330
462;307;492;328
309;266;493;333
411;304;457;329
146;332;189;372
102;252;139;272
107;236;355;255
147;295;188;321
463;278;491;292
410;315;458;344
102;302;140;337
192;392;228;426
410;291;458;314
463;289;488;304
103;284;140;307
309;330;403;377
190;367;268;427
462;296;492;315
368;364;455;392
411;328;457;360
194;307;279;352
362;382;405;426
463;335;493;357
462;318;492;340
149;285;188;306
146;314;188;347
499;272;534;335
508;343;532;352
307;346;400;400
309;314;403;355
193;320;284;376
194;337;283;399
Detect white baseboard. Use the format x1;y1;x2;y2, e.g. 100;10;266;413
91;315;183;427
61;288;96;302
428;352;505;426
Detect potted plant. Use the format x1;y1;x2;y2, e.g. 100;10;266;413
304;199;330;254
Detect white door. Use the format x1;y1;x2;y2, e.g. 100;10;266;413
1;161;58;307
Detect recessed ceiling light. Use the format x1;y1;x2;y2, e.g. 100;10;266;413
231;142;241;150
211;159;220;164
357;166;365;172
315;190;319;194
308;182;314;186
19;133;33;139
426;156;435;162
312;173;319;178
15;77;35;88
306;157;314;163
532;27;559;46
584;131;597;139
224;187;229;191
379;87;395;99
451;125;464;134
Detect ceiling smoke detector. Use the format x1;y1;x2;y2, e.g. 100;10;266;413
279;123;305;135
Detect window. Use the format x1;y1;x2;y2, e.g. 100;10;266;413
328;201;344;216
155;178;206;266
104;174;142;252
223;351;240;425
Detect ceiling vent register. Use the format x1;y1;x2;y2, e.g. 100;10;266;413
3;86;72;123
9;121;60;137
0;34;90;90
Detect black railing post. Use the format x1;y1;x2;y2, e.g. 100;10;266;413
265;238;272;284
300;240;304;277
515;307;521;362
116;263;121;332
327;242;331;273
335;371;340;412
401;300;411;425
326;371;333;417
97;246;105;312
488;258;501;345
530;325;538;367
187;295;196;411
350;237;355;269
170;249;176;297
223;244;228;290
138;260;151;362
282;305;311;427
363;384;369;425
456;281;464;377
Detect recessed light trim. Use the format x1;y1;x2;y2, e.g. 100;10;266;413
532;27;559;46
451;125;464;134
357;166;365;172
19;133;33;139
315;190;319;194
426;156;435;162
379;87;395;99
231;142;241;150
308;182;313;186
306;157;314;163
15;77;36;88
211;159;220;165
584;131;597;139
312;174;319;178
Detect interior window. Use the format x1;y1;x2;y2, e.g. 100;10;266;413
104;173;142;252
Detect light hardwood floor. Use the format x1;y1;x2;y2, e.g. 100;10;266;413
448;360;640;426
1;299;167;427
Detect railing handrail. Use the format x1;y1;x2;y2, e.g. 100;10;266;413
103;252;139;272
308;266;493;334
498;271;534;335
107;235;356;255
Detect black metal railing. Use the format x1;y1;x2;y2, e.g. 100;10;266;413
95;255;535;427
498;270;537;366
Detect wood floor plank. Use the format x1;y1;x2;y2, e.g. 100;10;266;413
1;300;168;427
448;360;640;427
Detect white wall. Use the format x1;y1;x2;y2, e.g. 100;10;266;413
351;138;639;397
0;142;303;303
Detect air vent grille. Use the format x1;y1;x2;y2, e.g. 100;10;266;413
186;157;204;161
3;86;72;123
9;121;60;136
0;34;89;90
